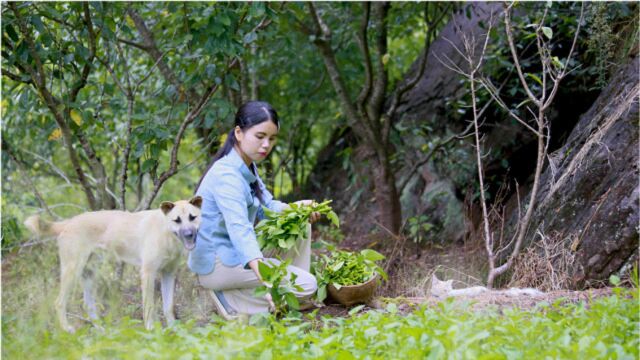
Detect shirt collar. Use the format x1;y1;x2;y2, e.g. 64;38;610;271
227;147;257;183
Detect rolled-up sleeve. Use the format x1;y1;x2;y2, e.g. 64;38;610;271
211;172;263;267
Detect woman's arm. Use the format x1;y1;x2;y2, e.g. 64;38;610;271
247;258;275;309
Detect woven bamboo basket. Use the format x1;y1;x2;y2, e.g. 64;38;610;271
327;275;379;307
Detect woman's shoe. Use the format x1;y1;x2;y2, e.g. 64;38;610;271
210;290;239;320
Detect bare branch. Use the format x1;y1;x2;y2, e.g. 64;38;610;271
543;3;584;111
117;37;148;50
398;121;474;194
503;3;541;107
478;77;541;136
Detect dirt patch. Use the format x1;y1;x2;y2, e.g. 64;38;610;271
309;287;620;318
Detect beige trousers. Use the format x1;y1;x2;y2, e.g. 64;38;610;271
198;224;317;314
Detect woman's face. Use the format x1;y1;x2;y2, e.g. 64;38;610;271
234;120;278;165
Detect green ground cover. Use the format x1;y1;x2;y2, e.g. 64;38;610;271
3;289;637;360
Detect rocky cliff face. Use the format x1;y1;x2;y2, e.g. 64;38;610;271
515;56;639;287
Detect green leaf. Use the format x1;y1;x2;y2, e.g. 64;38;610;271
6;25;19;42
361;249;385;262
243;31;257;44
219;14;231;26
140;159;157;173
348;305;365;316
316;285;327;302
284;292;299;310
551;56;564;70
254;286;268;298
526;73;543;86
327;211;340;227
541;26;553;40
30;15;45;33
258;261;273;279
609;275;621;286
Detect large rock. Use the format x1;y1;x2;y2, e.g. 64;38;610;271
395;2;503;243
518;56;639;287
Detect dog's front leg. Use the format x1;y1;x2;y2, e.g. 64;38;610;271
140;268;157;330
160;271;176;324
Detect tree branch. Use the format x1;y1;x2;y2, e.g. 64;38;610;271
2;137;56;219
306;3;366;141
386;3;453;120
9;2;97;209
127;6;200;102
138;81;221;210
368;2;388;129
503;3;541;107
355;3;373;114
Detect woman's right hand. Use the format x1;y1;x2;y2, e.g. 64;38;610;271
248;258;276;310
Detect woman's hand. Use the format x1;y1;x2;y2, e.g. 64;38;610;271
294;199;321;224
248;258;276;310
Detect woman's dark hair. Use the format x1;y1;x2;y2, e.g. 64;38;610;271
195;101;279;201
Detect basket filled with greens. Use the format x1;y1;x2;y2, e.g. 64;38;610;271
314;249;387;307
256;200;339;253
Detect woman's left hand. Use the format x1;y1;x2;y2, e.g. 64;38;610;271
294;199;321;224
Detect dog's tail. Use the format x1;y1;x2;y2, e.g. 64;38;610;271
24;215;65;237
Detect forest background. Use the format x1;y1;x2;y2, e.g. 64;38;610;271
1;2;638;358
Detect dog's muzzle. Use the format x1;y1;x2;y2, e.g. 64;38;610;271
178;228;197;250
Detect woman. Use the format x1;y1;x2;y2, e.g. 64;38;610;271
189;100;319;319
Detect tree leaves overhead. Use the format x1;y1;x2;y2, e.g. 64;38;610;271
2;2;277;211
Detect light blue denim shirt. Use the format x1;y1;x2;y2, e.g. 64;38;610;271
188;148;288;275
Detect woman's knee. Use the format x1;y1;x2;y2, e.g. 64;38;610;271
297;272;317;296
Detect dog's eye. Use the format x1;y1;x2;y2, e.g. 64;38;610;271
189;214;197;222
173;217;182;224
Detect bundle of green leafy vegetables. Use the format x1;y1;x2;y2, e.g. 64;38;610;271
256;200;339;252
314;249;388;302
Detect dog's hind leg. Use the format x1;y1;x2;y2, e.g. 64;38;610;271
81;254;99;321
140;266;157;330
56;238;92;333
160;271;176;325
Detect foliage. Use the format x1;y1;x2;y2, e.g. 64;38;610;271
407;215;435;245
254;259;303;316
3;290;637;359
585;2;637;89
1;1;278;213
313;249;387;302
256;200;339;252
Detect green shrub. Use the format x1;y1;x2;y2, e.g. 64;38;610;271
3;291;637;359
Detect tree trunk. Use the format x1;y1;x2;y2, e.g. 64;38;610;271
372;153;402;234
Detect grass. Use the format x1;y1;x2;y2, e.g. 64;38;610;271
2;243;638;359
2;291;638;359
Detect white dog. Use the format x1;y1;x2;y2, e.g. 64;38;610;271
24;196;202;332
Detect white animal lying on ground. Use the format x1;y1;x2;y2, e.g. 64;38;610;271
430;274;544;298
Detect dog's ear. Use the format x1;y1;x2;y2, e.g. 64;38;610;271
189;196;203;209
160;201;175;215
